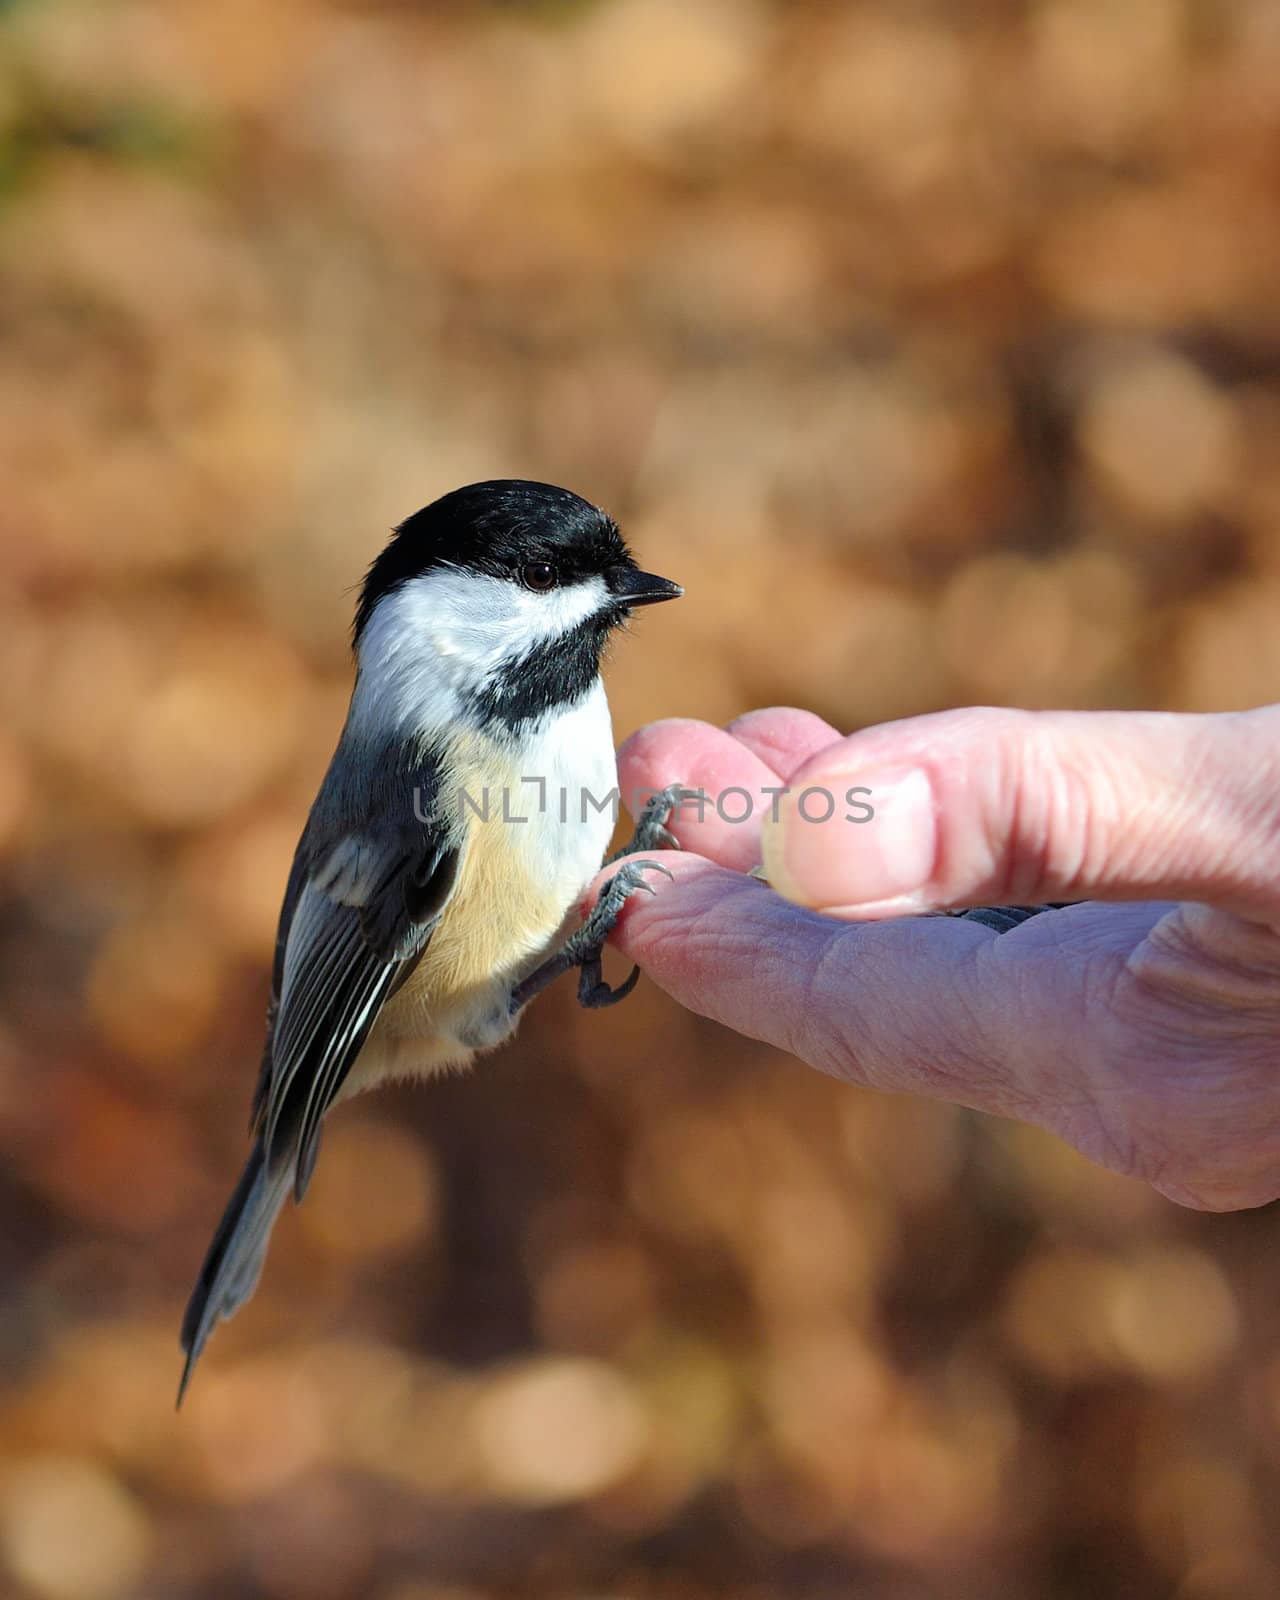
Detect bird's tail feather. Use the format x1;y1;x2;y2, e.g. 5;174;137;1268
178;1142;291;1406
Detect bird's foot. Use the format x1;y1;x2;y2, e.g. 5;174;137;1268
508;859;673;1014
567;858;672;1008
607;783;697;861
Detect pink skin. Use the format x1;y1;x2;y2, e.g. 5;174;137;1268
590;704;1280;1213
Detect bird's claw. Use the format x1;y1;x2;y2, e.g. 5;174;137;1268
577;959;641;1009
608;783;697;861
562;859;670;1008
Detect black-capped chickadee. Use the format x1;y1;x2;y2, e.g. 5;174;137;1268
179;480;682;1401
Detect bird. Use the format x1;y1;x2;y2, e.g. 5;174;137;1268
179;479;683;1402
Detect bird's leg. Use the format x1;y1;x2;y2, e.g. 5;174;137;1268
508;859;673;1013
509;783;691;1014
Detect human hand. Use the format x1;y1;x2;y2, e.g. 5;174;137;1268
601;704;1280;1212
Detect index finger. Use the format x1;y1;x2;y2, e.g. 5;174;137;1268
618;718;794;872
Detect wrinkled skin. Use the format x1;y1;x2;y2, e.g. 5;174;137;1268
592;704;1280;1213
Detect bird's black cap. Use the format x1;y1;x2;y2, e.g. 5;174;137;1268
354;479;643;643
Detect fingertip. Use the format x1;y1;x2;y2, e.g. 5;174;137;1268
726;707;842;775
617;718;723;792
767;762;938;914
616;722;797;872
618;716;717;760
759;807;813;908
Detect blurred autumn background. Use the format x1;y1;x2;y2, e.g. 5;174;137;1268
3;0;1280;1596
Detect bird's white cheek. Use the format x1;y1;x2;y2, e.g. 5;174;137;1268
353;571;609;735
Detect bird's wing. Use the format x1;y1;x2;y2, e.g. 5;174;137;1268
254;786;461;1199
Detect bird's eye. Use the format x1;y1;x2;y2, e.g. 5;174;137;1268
520;562;557;591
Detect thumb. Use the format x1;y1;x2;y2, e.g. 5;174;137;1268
760;705;1280;924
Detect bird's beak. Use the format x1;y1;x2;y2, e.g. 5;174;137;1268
610;569;683;607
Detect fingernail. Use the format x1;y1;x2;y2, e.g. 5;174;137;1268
762;766;937;911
